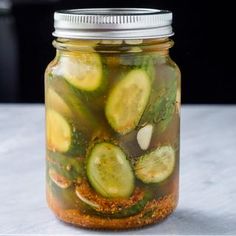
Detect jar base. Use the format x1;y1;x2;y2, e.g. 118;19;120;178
47;190;178;230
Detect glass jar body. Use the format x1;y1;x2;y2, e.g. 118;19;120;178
45;38;181;229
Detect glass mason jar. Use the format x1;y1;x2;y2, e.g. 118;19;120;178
45;8;181;230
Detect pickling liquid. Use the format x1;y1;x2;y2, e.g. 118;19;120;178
45;38;181;229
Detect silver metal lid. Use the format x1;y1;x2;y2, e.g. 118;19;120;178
53;8;173;39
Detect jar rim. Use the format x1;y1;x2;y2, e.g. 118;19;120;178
53;8;174;39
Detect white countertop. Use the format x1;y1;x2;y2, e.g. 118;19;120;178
0;105;236;235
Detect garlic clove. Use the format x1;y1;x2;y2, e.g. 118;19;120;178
137;124;153;150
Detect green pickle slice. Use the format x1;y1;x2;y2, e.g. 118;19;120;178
134;145;175;183
105;69;151;135
57;52;103;92
86;142;135;198
140;67;177;134
47;88;72;117
48;77;100;134
47;151;85;182
46;109;86;155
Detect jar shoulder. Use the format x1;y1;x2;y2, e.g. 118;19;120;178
45;54;60;79
44;51;181;85
152;55;181;85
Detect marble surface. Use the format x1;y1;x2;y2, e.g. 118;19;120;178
0;104;236;235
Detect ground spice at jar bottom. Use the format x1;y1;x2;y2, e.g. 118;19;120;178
47;187;178;230
75;180;147;214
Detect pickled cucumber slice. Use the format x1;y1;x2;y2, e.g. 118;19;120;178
105;69;151;134
134;145;175;183
141;79;177;134
47;88;71;117
46;109;86;155
47;151;85;181
56;52;103;91
49;77;99;134
86;142;134;198
120;54;156;80
75;180;152;218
